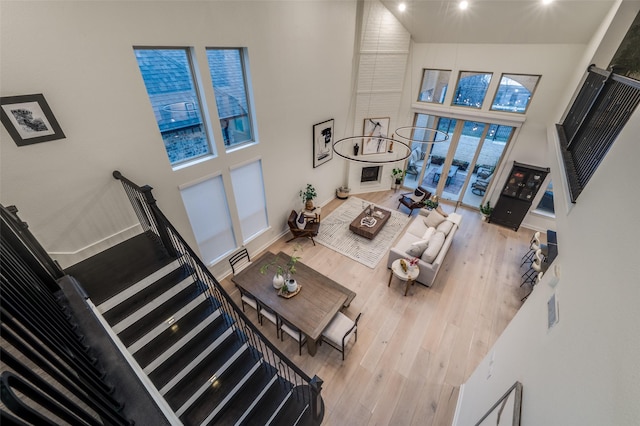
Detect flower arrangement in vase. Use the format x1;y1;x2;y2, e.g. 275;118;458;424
259;245;302;291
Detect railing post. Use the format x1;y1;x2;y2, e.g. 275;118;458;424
310;375;324;422
139;187;177;258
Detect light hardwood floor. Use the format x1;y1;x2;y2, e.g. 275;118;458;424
217;190;533;425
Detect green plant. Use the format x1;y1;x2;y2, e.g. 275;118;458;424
479;200;493;215
299;184;317;204
259;245;302;279
391;168;404;180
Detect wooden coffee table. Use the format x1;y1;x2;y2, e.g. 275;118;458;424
349;206;391;239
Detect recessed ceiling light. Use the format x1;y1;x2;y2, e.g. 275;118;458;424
542;0;553;4
399;3;407;12
459;1;469;10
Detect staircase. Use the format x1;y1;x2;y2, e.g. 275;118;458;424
67;230;322;425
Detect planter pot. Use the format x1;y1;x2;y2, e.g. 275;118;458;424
336;187;350;199
481;214;489;222
273;274;284;289
305;200;314;210
286;279;298;292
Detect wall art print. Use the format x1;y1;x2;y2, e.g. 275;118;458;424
313;118;334;168
1;94;66;146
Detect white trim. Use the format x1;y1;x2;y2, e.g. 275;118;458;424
47;224;140;255
451;383;465;426
85;298;181;425
228;155;262;171
178;171;223;190
411;102;526;126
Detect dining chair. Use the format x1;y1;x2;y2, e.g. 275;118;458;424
321;311;362;360
229;247;251;275
279;317;307;355
236;286;258;314
257;301;279;338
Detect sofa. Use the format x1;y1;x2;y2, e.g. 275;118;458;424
387;207;462;287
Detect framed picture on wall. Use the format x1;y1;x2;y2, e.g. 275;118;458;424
1;94;66;146
362;117;389;155
313;118;334;168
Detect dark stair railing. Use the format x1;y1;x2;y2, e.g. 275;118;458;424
1;205;134;425
113;170;325;424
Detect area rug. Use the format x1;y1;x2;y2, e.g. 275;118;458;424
314;197;411;268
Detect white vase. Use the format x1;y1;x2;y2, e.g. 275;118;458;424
286;279;298;292
273;274;284;289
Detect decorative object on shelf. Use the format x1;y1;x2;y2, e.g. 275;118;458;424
336;185;350;199
362;117;390;155
299;183;317;210
1;93;66;146
313;118;334;168
259;246;302;291
391;167;404;189
479;200;493;221
278;284;302;298
353;143;359;156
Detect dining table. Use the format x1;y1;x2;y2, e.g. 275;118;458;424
231;251;356;356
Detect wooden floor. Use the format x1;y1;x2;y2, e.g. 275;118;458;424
217;190;533;426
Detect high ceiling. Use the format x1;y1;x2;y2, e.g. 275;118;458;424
380;0;617;44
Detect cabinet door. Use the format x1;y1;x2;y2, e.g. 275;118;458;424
489;198;531;231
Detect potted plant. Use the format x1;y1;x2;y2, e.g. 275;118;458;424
259;246;302;291
391;168;404;189
300;184;317;210
479;200;493;221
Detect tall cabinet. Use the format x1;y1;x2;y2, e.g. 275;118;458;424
489;161;550;231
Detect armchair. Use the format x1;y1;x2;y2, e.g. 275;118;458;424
471;172;493;196
397;186;431;216
286;210;320;246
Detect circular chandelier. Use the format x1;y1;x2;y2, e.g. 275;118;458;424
332;136;411;164
394;126;449;144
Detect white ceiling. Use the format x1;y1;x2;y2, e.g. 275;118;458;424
380;0;617;44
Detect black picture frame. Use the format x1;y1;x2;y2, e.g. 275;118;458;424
1;94;66;146
313;118;334;168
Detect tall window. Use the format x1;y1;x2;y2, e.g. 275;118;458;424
535;181;555;215
134;48;212;166
230;160;268;242
418;69;451;104
179;175;235;265
452;71;493;109
206;48;254;149
491;74;540;114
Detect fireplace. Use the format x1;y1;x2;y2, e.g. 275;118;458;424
361;166;381;183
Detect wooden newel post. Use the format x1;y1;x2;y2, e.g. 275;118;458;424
140;186;177;258
310;375;324;422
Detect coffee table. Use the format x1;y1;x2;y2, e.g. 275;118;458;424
349;206;391;239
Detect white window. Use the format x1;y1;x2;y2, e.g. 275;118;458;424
179;175;236;265
230;159;268;242
134;48;213;166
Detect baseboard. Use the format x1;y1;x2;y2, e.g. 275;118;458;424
451;383;465;426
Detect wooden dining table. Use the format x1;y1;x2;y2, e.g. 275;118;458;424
231;251;356;356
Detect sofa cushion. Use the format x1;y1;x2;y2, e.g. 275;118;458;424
436;220;454;236
421;231;446;263
424;210;446;228
406;239;430;257
422;226;436;241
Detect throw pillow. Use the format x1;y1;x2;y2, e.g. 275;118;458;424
296;211;307;229
406;239;429;257
409;188;425;203
424;210;446;228
422;226;436;241
421;231;446;263
436;220;454;236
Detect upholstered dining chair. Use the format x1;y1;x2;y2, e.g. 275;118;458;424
286;210;320;246
257;300;279;338
321;311;362;360
397;186;431;216
229;247;251;275
279;317;307;356
236;286;258;314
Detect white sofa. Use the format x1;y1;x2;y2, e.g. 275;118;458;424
387;208;462;287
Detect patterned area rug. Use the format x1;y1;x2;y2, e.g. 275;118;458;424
314;197;411;268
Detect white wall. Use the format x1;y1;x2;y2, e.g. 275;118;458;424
0;1;357;272
454;2;640;424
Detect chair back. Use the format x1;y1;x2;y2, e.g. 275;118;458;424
287;210;298;229
229;247;251;275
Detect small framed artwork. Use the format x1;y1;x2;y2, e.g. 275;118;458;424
313;118;334;168
362;117;389;155
1;94;66;146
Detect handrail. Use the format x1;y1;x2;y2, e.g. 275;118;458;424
113;171;324;423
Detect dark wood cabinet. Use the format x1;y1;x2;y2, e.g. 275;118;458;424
489;161;549;231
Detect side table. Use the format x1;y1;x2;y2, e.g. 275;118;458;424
388;259;419;296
